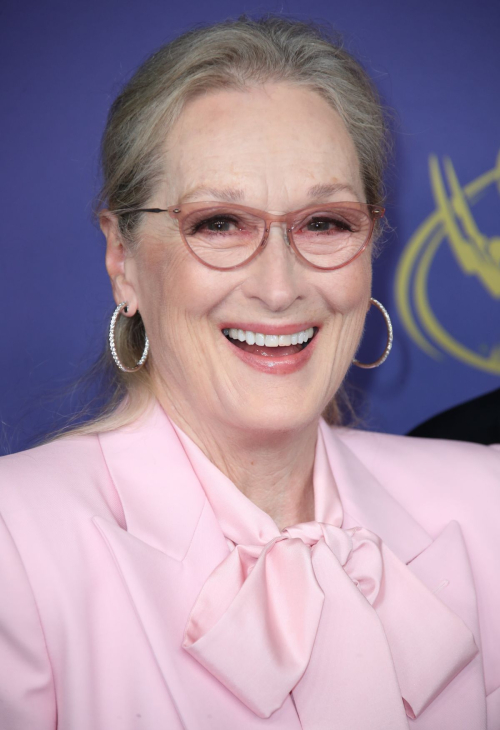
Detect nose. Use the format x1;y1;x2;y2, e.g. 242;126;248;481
268;219;292;249
240;222;303;312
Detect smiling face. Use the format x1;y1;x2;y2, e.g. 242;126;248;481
108;83;372;436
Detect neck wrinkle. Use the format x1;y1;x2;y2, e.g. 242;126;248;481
170;416;344;545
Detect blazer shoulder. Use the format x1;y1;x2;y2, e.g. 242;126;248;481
336;426;500;467
331;425;500;532
0;434;125;529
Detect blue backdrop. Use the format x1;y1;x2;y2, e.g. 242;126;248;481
1;0;499;454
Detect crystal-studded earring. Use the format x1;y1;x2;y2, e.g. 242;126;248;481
108;302;149;372
353;298;393;369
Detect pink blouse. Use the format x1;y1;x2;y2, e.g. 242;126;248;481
172;421;477;729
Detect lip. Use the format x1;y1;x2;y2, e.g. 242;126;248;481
222;327;319;375
219;322;320;336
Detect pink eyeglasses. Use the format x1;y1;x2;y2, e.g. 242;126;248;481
114;200;384;271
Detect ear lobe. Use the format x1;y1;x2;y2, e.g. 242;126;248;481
100;211;139;315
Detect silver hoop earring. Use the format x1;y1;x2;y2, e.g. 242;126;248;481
109;301;150;373
353;297;393;369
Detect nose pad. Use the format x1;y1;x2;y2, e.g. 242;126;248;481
265;222;292;251
245;221;300;310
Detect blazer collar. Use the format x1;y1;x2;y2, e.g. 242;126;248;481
95;403;485;727
318;421;485;713
98;402;432;566
98;401;206;561
319;420;433;564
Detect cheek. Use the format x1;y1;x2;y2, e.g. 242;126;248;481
320;256;372;316
317;258;372;384
133;235;230;345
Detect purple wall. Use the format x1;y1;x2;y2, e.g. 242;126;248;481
1;0;499;453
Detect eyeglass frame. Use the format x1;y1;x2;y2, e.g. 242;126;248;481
112;200;385;272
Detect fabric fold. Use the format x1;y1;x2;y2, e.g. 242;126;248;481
176;422;478;727
183;521;477;724
183;533;324;717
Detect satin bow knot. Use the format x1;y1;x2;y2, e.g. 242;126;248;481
282;522;384;605
183;519;477;726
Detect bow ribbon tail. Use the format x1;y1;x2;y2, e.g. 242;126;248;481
183;537;324;718
292;539;411;730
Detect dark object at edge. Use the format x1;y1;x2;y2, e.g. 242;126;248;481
408;388;500;445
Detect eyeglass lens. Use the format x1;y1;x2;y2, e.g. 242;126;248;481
181;205;371;269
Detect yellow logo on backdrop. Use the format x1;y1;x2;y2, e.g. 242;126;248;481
395;153;500;374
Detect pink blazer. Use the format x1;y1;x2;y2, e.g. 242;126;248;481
0;403;499;729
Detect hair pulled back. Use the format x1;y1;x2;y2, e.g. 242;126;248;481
76;15;390;435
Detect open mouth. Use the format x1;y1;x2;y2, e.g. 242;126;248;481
222;327;318;357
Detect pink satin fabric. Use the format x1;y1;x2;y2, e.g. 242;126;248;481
176;423;478;728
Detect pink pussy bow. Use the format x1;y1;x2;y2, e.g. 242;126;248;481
178;425;477;729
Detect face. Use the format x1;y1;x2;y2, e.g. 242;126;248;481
106;83;372;436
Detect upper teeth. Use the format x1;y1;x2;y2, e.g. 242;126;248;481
223;327;315;347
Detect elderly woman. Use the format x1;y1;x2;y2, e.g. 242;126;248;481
0;16;499;730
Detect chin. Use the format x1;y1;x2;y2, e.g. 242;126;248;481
221;397;324;436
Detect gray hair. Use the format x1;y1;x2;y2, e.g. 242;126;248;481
101;16;388;232
76;15;390;436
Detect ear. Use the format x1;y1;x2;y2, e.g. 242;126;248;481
100;211;139;315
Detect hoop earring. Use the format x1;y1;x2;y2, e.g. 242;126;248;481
353;297;393;369
109;301;150;373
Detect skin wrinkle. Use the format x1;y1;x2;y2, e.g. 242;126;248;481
178;182;359;206
103;83;371;531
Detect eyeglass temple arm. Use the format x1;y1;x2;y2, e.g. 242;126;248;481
113;207;170;215
113;204;385;219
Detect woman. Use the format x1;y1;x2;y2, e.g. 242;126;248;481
0;16;498;730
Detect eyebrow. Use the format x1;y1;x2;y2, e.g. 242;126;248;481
306;182;360;200
179;182;360;204
181;186;245;203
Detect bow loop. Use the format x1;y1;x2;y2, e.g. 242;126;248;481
282;521;354;564
183;530;324;718
183;519;477;725
343;526;384;605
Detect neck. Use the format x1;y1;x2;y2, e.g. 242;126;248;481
159;396;317;531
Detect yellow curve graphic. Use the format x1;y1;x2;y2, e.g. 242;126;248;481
395;153;500;373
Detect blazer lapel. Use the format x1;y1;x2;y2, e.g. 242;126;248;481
91;406;485;728
402;521;487;728
94;403;302;729
322;423;486;728
97;402;207;560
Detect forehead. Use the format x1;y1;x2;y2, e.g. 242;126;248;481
162;83;364;206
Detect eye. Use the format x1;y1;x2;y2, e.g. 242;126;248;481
191;215;241;234
304;215;354;233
